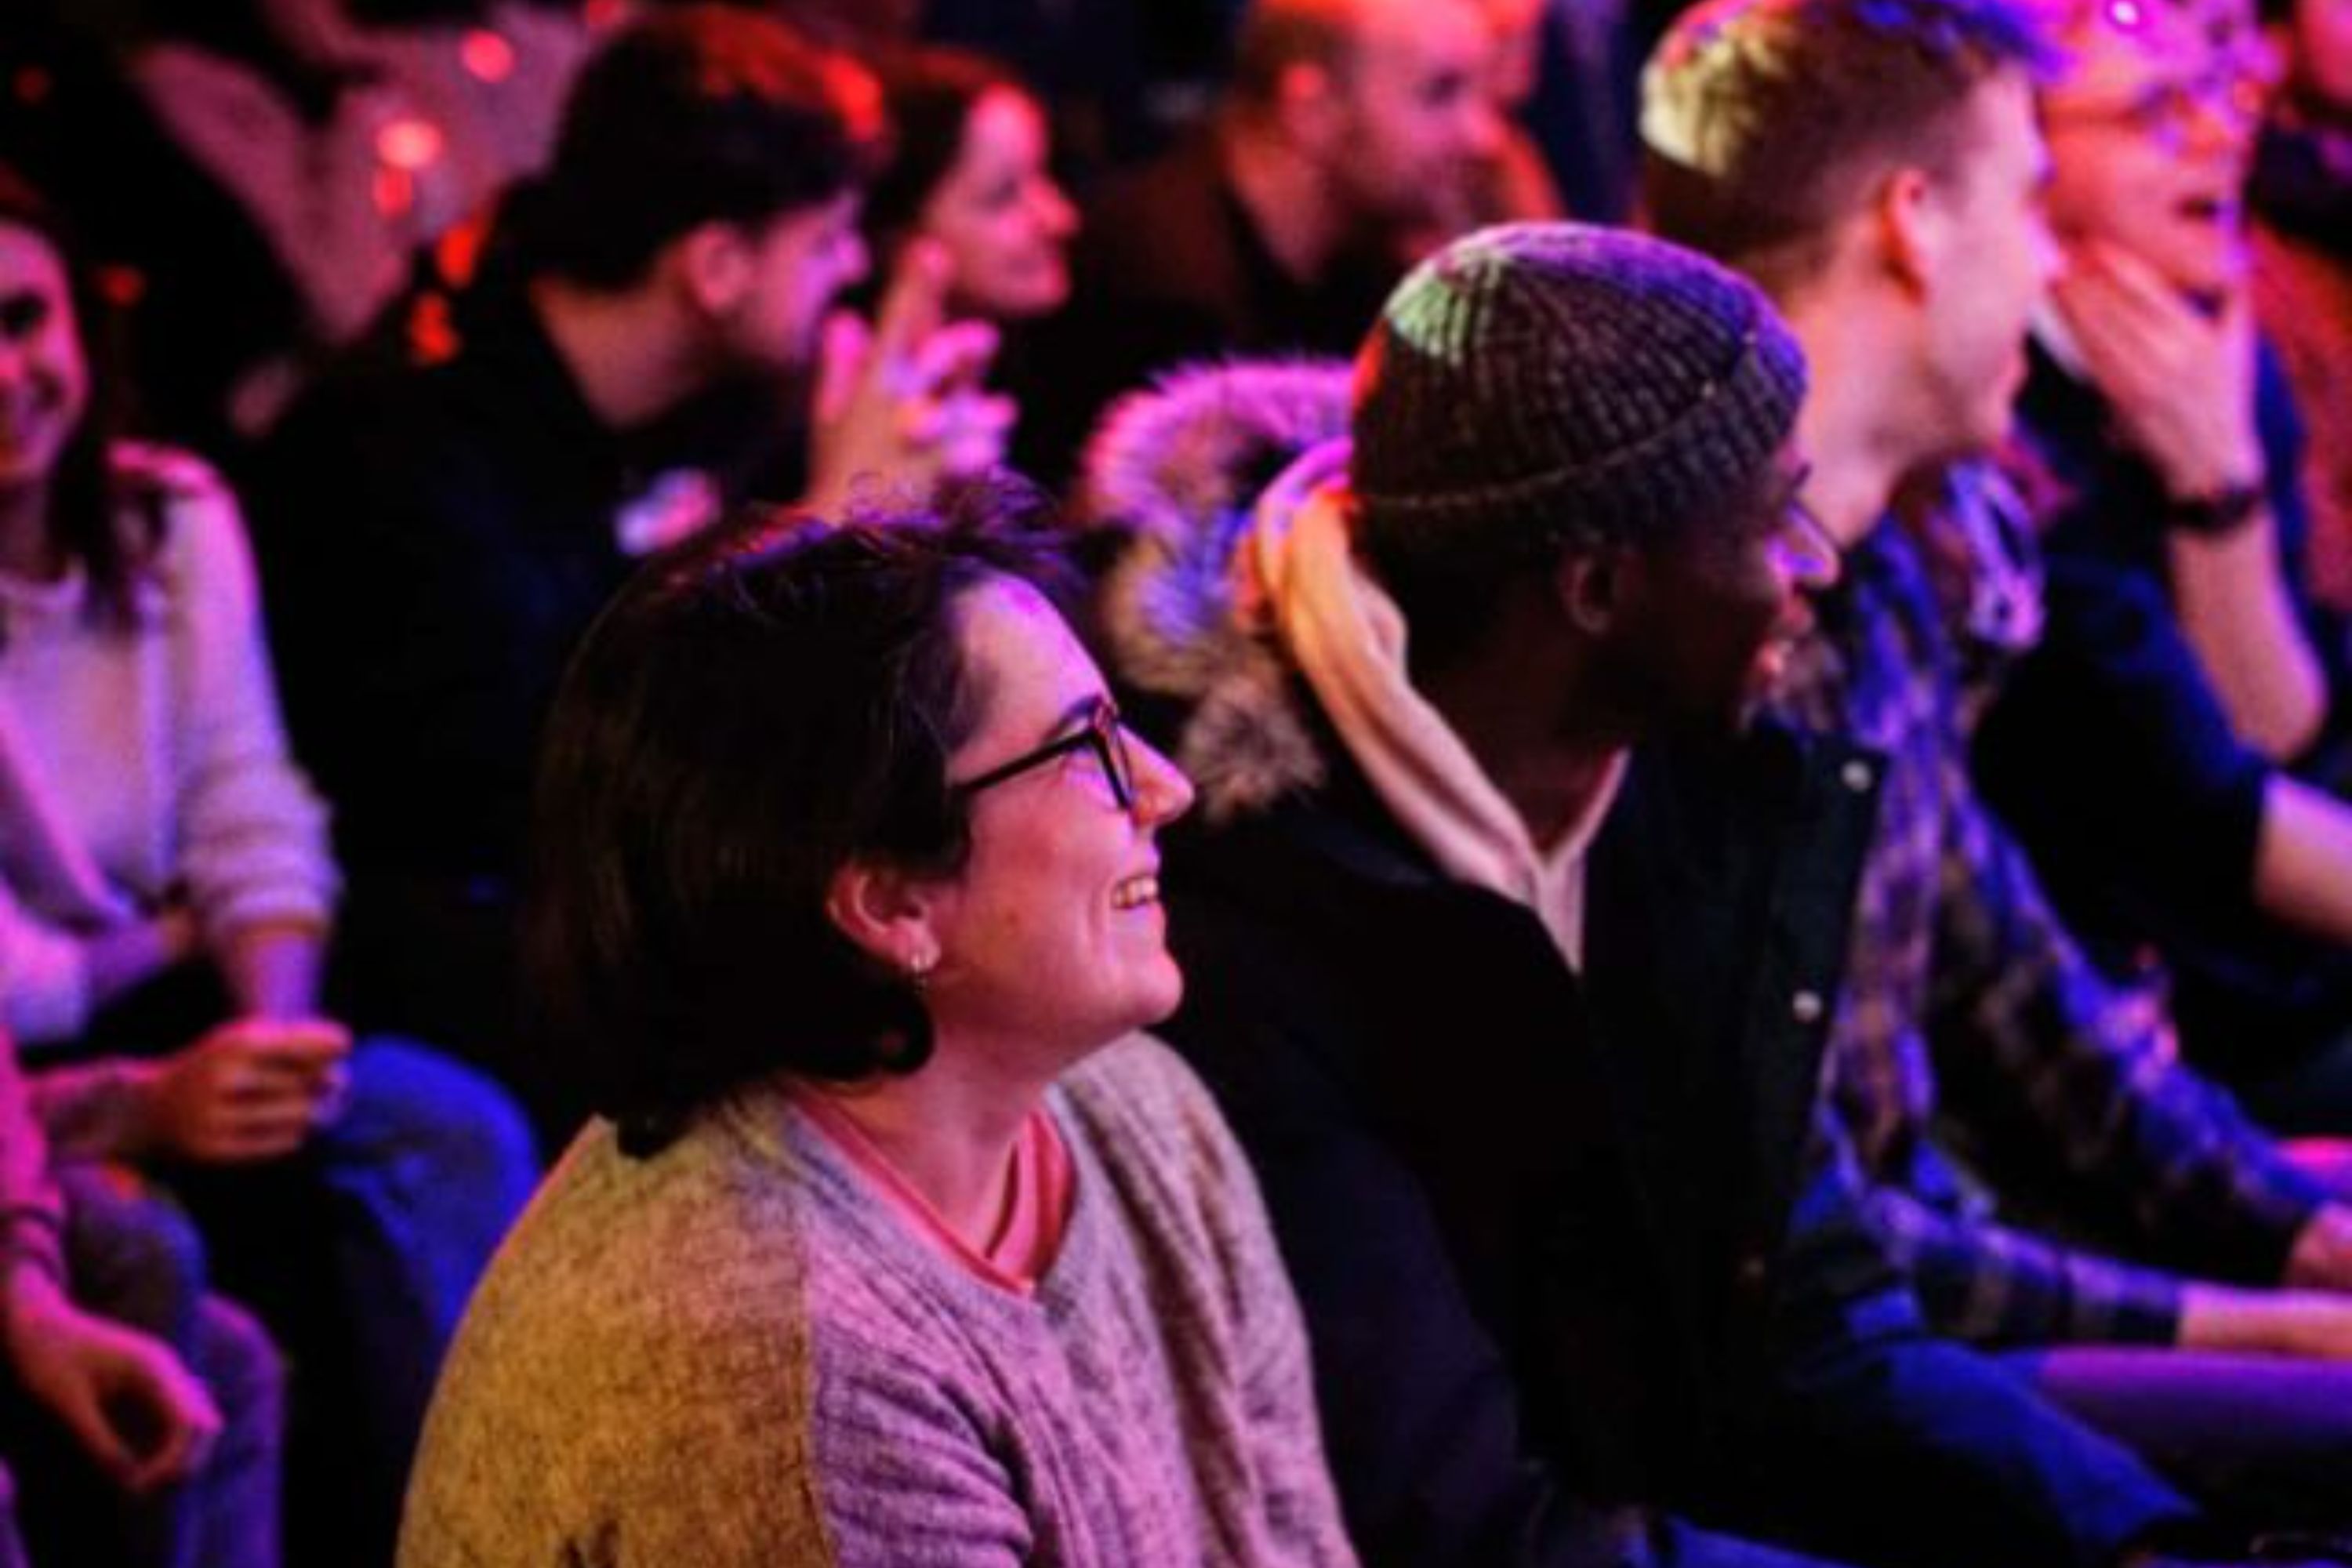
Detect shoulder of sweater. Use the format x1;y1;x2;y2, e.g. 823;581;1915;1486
1057;1033;1222;1151
1053;1033;1266;1247
503;1098;1025;1345
108;441;251;590
111;441;230;507
412;1116;837;1567
461;1115;815;1353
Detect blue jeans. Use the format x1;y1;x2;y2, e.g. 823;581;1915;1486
183;1295;282;1568
1994;1141;2352;1532
166;1037;536;1568
1660;1518;1865;1568
2008;1345;2352;1533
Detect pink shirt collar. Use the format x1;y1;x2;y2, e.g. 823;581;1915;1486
794;1091;1074;1297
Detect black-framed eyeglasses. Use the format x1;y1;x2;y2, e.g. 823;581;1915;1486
949;697;1137;811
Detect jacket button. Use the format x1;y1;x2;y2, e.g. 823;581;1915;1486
1841;759;1875;792
1737;1252;1769;1290
1791;989;1824;1025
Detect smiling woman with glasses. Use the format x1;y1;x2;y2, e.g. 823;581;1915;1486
399;479;1359;1568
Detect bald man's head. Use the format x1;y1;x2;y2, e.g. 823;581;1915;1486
1227;0;1504;233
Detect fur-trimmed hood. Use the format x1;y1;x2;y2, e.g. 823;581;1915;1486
1080;359;1353;822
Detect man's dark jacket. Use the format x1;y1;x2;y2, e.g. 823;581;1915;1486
244;265;782;1122
1084;361;2198;1568
1159;717;1880;1561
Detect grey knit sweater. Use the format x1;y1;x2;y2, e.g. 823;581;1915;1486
399;1034;1357;1567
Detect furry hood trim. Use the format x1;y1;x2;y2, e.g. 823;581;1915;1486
1080;359;1354;822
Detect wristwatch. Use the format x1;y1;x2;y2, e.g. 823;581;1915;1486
2163;478;2267;536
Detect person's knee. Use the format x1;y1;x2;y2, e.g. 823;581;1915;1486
194;1295;286;1436
455;1078;539;1205
416;1059;539;1216
332;1037;540;1200
56;1171;210;1341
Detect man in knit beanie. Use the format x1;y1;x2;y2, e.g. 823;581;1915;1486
1346;223;1823;744
1646;0;2352;1542
1085;220;2129;1568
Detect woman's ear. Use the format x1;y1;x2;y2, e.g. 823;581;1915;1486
824;858;945;976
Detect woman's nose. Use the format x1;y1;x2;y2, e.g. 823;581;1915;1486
1127;731;1195;826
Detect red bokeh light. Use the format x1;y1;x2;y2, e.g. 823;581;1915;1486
94;266;147;309
462;30;516;84
377;117;445;175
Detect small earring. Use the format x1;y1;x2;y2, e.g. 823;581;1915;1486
906;949;938;989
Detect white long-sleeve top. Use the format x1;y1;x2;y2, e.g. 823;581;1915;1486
0;444;337;1046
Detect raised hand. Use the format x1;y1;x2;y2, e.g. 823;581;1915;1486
804;239;1014;517
2052;239;2260;503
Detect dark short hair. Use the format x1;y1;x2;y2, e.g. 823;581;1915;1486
1639;0;2055;292
521;478;1079;1156
514;4;884;290
860;45;1029;267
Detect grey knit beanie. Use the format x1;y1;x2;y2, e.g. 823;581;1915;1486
1350;221;1807;565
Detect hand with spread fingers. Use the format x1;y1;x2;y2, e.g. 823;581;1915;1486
804;239;1014;517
